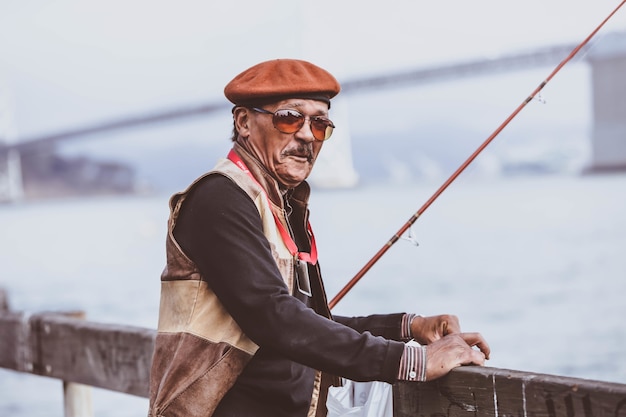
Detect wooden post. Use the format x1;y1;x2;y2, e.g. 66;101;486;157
63;381;94;417
61;311;94;417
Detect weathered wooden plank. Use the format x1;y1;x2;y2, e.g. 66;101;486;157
32;313;156;397
394;366;626;417
0;311;155;397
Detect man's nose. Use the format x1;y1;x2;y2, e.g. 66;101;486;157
294;119;316;142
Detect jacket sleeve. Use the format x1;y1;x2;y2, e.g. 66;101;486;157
333;314;405;341
173;174;404;383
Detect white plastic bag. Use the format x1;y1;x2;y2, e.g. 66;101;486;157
326;379;393;417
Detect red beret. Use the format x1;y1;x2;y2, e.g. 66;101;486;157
224;59;341;106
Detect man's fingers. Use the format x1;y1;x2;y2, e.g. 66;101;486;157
460;347;486;366
460;332;491;360
442;314;461;335
425;332;490;381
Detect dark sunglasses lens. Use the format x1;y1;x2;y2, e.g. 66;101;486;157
273;110;304;133
311;118;334;141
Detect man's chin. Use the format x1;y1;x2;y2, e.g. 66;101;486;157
276;170;311;188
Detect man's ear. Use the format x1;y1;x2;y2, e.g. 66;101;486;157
233;107;250;137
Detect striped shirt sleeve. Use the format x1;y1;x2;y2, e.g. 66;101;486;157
398;313;427;381
397;344;427;381
400;313;417;341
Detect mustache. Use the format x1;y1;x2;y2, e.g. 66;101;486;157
282;145;314;161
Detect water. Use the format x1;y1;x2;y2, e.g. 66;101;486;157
1;173;625;416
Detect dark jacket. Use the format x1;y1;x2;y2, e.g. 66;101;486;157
149;143;406;417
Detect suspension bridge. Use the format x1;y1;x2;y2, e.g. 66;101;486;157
1;31;625;202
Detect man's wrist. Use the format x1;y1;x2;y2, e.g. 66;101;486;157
401;313;417;341
397;344;427;382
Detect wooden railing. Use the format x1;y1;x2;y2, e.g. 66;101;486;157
1;289;626;416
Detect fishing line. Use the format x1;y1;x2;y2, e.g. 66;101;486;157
328;0;626;310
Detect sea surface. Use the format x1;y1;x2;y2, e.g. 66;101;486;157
1;173;625;416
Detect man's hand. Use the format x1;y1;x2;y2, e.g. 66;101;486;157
410;314;461;345
424;332;491;381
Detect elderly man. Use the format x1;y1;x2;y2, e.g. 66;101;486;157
148;59;490;417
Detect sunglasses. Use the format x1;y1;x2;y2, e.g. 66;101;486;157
251;107;335;141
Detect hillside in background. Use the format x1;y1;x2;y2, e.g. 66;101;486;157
115;120;589;195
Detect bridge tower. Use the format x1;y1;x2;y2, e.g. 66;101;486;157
587;31;626;172
0;87;23;203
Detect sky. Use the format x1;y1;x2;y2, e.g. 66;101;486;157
1;0;625;142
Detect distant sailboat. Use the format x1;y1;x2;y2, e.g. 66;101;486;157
289;0;359;189
307;96;359;189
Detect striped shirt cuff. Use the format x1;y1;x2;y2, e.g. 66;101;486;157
397;344;427;382
401;313;417;341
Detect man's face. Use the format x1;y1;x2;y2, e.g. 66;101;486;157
241;99;329;188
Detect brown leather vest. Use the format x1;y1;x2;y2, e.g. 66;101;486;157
148;145;331;417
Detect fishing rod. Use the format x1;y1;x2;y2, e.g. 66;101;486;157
328;0;626;310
